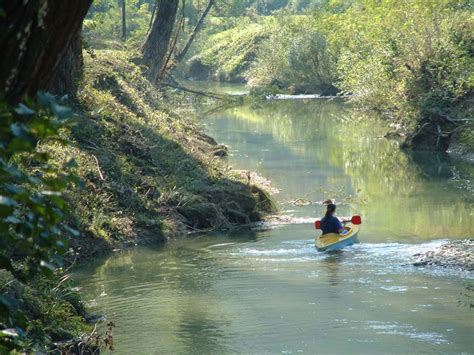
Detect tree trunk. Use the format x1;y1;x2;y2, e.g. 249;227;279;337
142;0;179;83
48;31;84;98
0;0;92;104
122;0;127;40
175;0;214;63
146;0;158;36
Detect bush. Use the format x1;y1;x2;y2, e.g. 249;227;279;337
0;94;83;352
329;0;474;138
247;15;337;94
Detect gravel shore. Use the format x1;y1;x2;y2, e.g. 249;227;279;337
414;240;473;271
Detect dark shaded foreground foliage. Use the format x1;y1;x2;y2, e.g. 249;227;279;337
0;95;94;352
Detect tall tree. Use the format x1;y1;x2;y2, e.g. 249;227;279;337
0;0;92;104
142;0;180;83
122;0;127;40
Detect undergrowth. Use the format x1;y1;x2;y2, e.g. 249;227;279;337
0;270;90;352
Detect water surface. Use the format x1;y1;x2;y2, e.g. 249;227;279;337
74;96;473;354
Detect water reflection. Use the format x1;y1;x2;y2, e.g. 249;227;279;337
321;252;344;287
205;100;474;240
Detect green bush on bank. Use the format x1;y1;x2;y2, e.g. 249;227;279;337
246;14;337;94
0;273;90;352
330;0;473;126
196;19;274;82
0;95;90;352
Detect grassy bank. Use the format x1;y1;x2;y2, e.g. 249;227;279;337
49;49;274;258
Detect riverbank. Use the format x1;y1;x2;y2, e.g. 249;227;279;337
71;94;474;353
182;2;473;156
50;50;275;259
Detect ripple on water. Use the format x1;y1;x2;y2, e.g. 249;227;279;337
379;286;408;293
365;321;449;344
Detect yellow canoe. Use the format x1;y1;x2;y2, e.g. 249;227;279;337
315;223;360;251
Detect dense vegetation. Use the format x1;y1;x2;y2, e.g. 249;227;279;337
188;0;473;151
84;0;473;152
1;43;274;355
57;50;273;253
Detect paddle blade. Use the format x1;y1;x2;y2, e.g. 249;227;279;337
314;220;321;229
351;215;362;225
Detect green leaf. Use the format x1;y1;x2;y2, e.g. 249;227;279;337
0;196;17;207
40;260;56;273
0;295;18;309
64;225;80;237
4;216;21;224
37;91;56;107
4;184;25;194
10;123;28;138
14;103;35;116
8;137;35;152
0;329;19;338
0;254;13;271
66;158;78;169
41;190;61;197
27;176;42;184
51;103;73;119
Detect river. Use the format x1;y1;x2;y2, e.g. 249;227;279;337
73;92;473;354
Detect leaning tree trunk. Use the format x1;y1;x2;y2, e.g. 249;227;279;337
0;0;92;104
175;0;215;63
142;0;179;84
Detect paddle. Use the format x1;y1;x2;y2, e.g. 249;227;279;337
314;215;362;230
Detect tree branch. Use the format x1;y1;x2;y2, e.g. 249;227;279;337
175;0;215;63
93;155;105;181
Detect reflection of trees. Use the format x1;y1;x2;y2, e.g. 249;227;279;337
217;100;474;238
74;234;262;353
321;252;344;288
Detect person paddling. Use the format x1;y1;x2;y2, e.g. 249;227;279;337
320;203;344;235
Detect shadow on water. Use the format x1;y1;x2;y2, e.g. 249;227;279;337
321;251;345;287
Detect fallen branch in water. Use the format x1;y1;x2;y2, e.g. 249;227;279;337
161;81;233;100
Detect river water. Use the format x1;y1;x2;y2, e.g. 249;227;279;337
73;95;473;354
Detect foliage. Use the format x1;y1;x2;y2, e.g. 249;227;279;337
247;14;336;93
328;0;473;126
191;0;473;149
197;19;273;81
85;0;154;48
83;0;331;50
216;0;329;16
0;273;90;352
0;94;83;352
